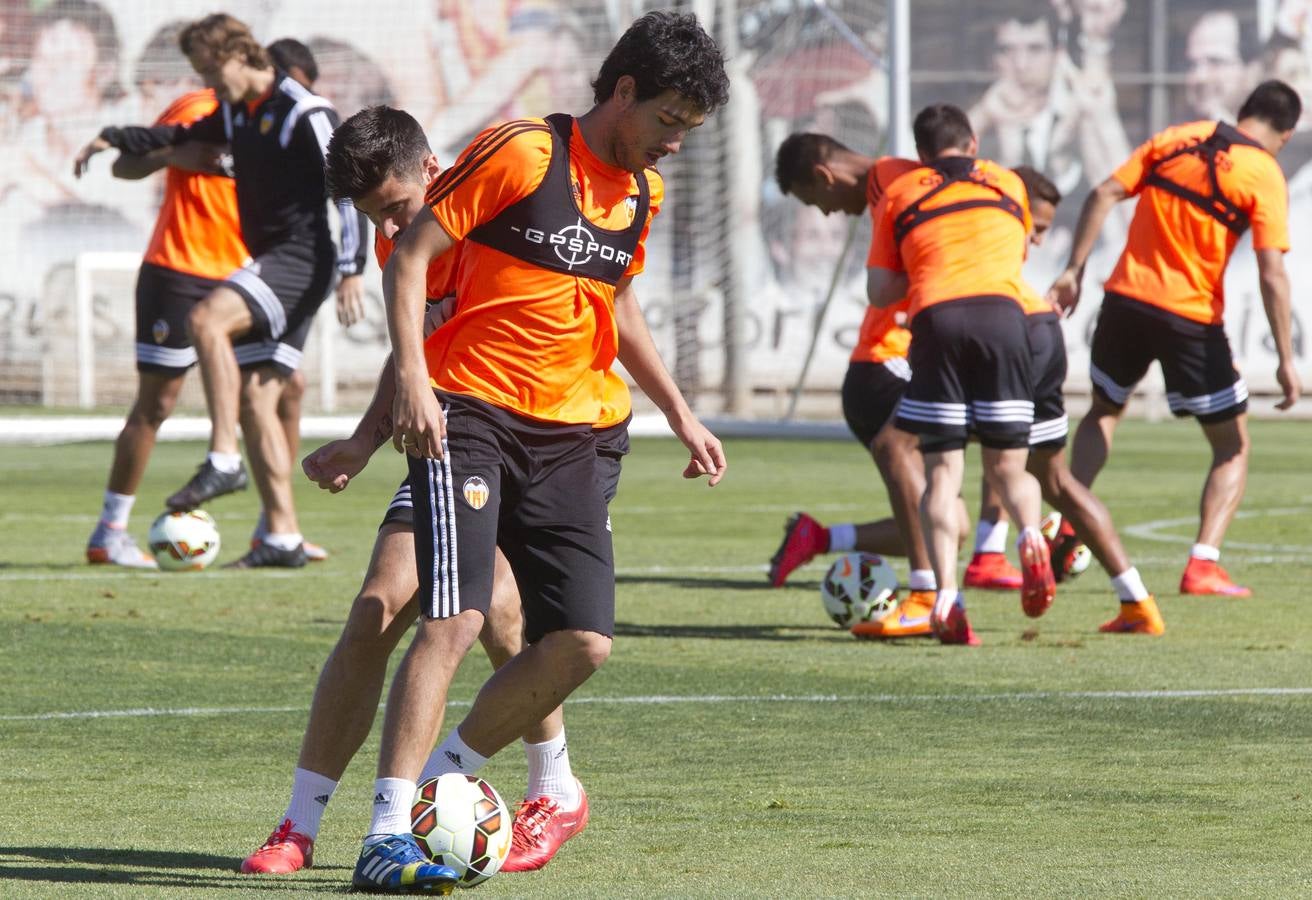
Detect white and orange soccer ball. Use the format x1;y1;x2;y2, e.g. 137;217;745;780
147;510;221;571
820;551;899;628
411;773;512;887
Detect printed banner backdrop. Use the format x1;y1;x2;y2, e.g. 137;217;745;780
0;0;1308;413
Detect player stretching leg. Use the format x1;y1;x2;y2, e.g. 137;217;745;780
769;136;971;635
241;37;374;562
870;104;1055;645
81;32;248;569
350;14;728;892
1012;166;1162;634
1048;81;1301;598
74;15;365;568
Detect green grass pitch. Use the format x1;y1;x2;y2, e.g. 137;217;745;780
1;422;1310;897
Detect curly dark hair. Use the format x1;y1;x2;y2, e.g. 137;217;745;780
325;105;431;202
591;10;729;113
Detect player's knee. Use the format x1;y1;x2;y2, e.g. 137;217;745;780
283;369;306;402
341;589;409;649
549;629;611;676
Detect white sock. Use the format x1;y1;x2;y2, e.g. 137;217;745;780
523;730;580;809
827;523;855;553
284;767;338;839
263;531;303;551
367;777;416;838
100;491;135;528
1190;543;1220;562
420;728;489;782
975;519;1009;554
253;510;269;541
908;569;937;591
933;589;961;620
207;451;243;474
1110;567;1150;602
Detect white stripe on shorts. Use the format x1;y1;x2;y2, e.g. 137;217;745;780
226;266;287;337
971;399;1035;423
136;343;197;368
1029;415;1069;445
426;446;458;618
897;397;969;426
1166;379;1248;416
1090;363;1133;405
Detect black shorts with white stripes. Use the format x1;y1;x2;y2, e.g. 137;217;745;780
378;415;632;531
225;239;335;376
1026;311;1068;449
1089;292;1247;424
407;392;614;643
841;359;911;450
895;296;1034;452
134;262;219;375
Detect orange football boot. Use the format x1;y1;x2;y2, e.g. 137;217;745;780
851;590;935;639
1099;596;1165;636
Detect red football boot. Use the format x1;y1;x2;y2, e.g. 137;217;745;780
767;513;829;587
240;818;314;874
1179;557;1251;597
962;551;1023;590
500;781;590;873
1018;530;1056;618
930;594;980;646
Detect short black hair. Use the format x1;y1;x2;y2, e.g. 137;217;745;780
592;11;729;113
774;132;850;196
268;37;318;84
1013;164;1061;207
913;103;974;158
325;105;432;202
134;20;191;89
1237;79;1303;133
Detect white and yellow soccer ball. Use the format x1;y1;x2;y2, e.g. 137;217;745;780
147;510;221;571
411;773;512;887
820;552;899;628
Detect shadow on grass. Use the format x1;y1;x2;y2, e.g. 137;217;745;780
616;573;813;592
0;846;349;890
614;620;837;641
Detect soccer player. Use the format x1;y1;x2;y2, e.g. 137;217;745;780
349;13;730;893
1047;80;1301;597
239;104;648;877
83;23;247;568
72;14;365;568
869;104;1055;646
769;134;948;636
1012;165;1163;635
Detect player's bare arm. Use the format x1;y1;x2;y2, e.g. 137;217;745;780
866;266;907;309
1255;247;1301;410
613;277;725;486
383;206;452;459
303;355;400;492
335;274;366;328
71;135;112;178
1047;176;1128;314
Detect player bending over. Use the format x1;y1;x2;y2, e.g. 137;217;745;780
869;104;1055;645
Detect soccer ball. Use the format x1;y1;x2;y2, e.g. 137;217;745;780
147;510;221;571
411;773;512;887
820;552;899;628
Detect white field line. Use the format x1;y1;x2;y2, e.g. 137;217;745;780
4;688;1310;723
